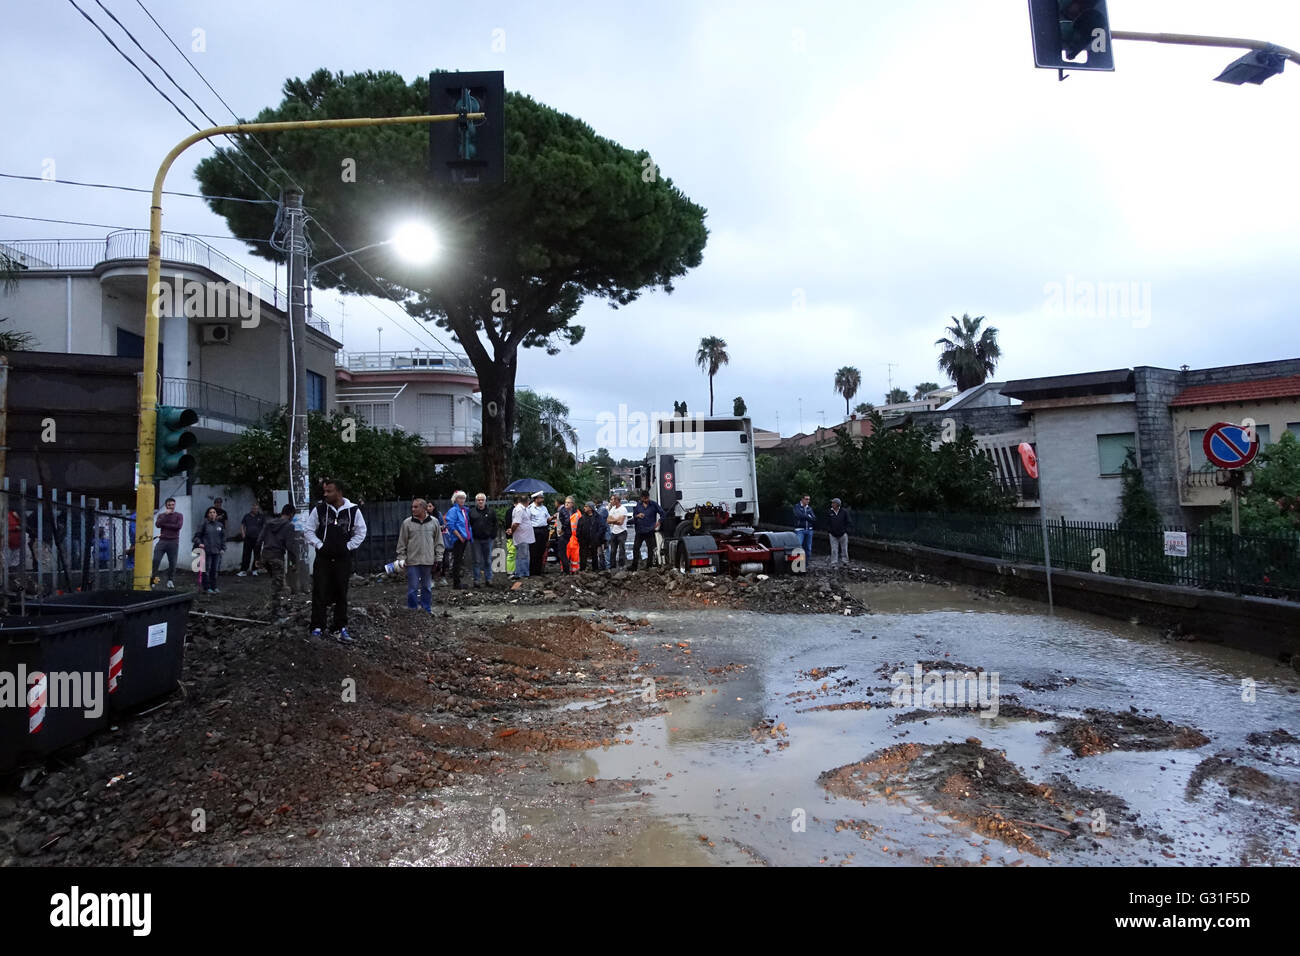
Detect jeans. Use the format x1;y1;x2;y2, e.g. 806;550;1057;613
829;533;849;566
152;538;179;581
406;564;434;611
472;538;493;583
630;531;656;570
797;527;813;559
608;532;627;569
205;550;223;589
512;539;531;577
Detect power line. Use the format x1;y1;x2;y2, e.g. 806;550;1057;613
67;0;281;204
0;171;275;203
0;211;274;241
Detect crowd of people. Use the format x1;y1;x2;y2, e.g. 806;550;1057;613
145;482;854;645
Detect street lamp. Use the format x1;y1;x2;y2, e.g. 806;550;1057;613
306;222;439;332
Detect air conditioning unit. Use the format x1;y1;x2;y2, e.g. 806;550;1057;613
202;324;232;345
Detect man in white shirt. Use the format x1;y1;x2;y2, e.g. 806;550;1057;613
526;491;550;576
605;494;629;569
508;494;534;579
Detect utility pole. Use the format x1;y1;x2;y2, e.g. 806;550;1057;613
285;189;312;593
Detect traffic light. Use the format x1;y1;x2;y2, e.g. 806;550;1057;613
429;70;505;184
1028;0;1114;72
155;405;197;478
1215;50;1285;85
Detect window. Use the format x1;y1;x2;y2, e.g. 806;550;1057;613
1289;422;1300;441
1097;432;1136;476
116;328;162;365
306;371;325;412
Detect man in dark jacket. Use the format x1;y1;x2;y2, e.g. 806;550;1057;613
304;479;368;643
576;501;604;572
554;496;575;574
793;494;815;563
237;502;266;577
628;491;665;571
258;504;295;617
827;497;850;569
468;492;498;587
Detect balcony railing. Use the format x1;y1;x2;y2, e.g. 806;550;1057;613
361;422;480;448
161;377;282;427
339;350;474;372
2;231;333;337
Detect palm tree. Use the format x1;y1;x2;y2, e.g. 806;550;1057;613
833;366;861;417
853;402;874;416
935;313;1001;393
885;387;910;405
695;337;729;415
913;381;941;400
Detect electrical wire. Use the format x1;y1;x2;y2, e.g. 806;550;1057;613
0;211;274;242
0;171;276;203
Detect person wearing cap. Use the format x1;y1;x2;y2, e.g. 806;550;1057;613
526;491;550;576
554;495;576;575
827;497;850;568
508;494;533;579
628;489;664;571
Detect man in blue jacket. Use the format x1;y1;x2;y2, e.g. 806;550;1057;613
793;494;815;563
629;490;665;571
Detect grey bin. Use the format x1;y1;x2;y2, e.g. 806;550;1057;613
0;612;118;773
21;590;193;715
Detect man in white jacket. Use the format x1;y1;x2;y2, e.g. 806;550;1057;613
304;478;368;644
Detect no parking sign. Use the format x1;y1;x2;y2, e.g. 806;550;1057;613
1202;422;1259;469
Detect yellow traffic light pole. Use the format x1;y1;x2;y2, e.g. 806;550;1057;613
132;111;481;590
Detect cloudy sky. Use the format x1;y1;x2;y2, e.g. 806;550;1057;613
5;1;1299;456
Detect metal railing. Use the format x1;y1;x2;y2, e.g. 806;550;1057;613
3;480;137;598
2;231;333;337
339;350;473;372
161;377;282;427
777;507;1300;600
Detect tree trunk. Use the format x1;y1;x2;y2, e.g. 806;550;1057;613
478;357;516;496
709;374;714;416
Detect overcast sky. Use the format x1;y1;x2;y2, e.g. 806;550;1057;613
5;1;1300;457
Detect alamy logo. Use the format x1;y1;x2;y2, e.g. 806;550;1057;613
890;664;1000;718
0;667;103;720
49;886;151;936
595;404;707;453
151;277;260;328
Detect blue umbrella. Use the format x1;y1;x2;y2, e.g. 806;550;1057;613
503;477;558;495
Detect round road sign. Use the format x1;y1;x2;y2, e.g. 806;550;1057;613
1202;421;1259;469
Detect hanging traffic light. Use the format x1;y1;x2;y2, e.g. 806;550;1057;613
155;405;197;478
429;70;505;184
1028;0;1114;72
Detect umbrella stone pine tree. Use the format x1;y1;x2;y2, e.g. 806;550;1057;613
935;314;1002;393
695;336;729;415
834;366;861;417
194;69;708;495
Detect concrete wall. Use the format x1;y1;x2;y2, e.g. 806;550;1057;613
0;274;102;353
1032;400;1138;522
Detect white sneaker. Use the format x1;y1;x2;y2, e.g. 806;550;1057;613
251;570;260;576
237;571;248;577
166;580;175;589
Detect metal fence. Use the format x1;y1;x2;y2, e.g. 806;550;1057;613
2;480;137;599
778;507;1300;601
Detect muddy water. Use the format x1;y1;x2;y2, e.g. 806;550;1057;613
318;580;1300;866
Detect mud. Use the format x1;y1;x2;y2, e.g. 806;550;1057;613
819;741;1135;860
1045;708;1211;757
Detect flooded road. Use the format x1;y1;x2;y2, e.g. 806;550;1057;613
304;579;1300;866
